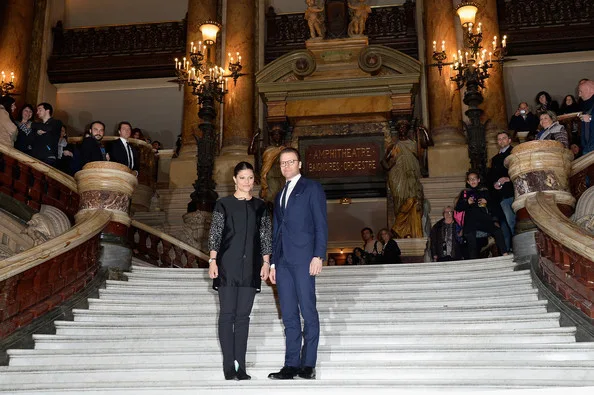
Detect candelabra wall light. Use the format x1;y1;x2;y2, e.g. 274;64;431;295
174;21;247;212
429;2;509;177
1;71;15;96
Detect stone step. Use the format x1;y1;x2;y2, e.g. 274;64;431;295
94;290;539;304
52;321;575;337
63;315;562;331
31;331;578;349
86;297;550;312
3;378;594;394
71;308;555;322
11;344;594;367
1;361;593;386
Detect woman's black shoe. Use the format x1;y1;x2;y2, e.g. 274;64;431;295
224;370;237;380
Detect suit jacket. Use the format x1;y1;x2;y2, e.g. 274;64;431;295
272;176;328;266
109;138;139;171
78;136;106;169
31;117;62;162
487;146;514;201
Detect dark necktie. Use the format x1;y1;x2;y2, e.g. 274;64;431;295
281;180;291;210
126;143;134;169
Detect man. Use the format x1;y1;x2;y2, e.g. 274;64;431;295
488;130;515;251
0;95;17;146
430;206;461;262
77;121;108;171
508;102;538;137
578;80;594;154
109;121;139;173
269;147;327;380
31;103;62;166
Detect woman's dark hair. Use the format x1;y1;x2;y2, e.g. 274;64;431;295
535;91;552;105
18;104;34;122
559;95;580;114
233;161;254;177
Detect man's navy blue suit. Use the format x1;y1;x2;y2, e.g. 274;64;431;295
272;175;327;369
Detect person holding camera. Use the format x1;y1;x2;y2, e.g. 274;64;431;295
508;102;538;139
455;172;509;260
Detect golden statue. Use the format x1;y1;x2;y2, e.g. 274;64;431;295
260;128;286;203
348;0;371;37
305;0;325;40
381;120;424;238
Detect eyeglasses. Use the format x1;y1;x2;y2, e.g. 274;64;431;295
443;211;453;214
280;159;298;167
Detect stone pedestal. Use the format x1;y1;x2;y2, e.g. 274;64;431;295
74;162;138;274
428;144;470;177
505;141;575;232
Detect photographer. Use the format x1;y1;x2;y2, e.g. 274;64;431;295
455;172;509;260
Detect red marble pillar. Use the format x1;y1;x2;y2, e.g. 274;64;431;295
0;0;35;108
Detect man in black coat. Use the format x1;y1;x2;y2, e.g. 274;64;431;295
109;121;139;174
76;121;107;172
31;103;62;166
487;130;515;252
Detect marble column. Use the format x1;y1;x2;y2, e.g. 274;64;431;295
0;0;35;108
75;162;138;275
169;0;217;188
424;0;469;177
474;0;509;160
213;0;256;187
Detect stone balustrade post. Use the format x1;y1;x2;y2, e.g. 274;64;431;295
74;162;138;276
505;141;575;233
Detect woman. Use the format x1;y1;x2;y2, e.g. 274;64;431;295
535;91;559;115
14;104;35;155
353;247;367;265
559;95;580;115
208;161;271;381
0;95;17;146
378;228;402;264
455;171;508;260
56;126;74;175
345;253;355;265
537;111;569;148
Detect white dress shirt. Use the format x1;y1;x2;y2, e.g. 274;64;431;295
281;173;301;208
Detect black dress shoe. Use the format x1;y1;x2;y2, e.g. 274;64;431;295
268;366;299;380
236;368;251;381
298;366;316;379
224;370;237;380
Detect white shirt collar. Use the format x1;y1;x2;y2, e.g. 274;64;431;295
287;173;301;184
119;137;128;145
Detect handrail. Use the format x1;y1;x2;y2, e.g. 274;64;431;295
526;193;594;259
0;144;77;192
0;210;112;282
129;219;209;268
570;150;594;177
526;192;594;318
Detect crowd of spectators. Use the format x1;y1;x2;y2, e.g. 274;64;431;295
0;97;163;176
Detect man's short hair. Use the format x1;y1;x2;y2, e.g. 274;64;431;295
496;130;511;139
117;121;132;133
279;147;301;161
89;121;106;131
37;102;53;116
361;227;373;235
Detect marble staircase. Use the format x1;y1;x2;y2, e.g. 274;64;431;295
2;255;594;394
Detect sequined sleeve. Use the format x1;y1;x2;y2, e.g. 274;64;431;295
208;207;225;252
259;209;272;256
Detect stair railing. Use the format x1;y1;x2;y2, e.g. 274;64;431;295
570;150;594;201
526;192;594;319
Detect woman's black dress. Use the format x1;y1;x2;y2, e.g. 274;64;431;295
208;195;272;291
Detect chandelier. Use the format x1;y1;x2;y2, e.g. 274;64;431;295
1;71;15;96
430;2;508;90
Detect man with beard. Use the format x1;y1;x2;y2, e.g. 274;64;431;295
77;121;108;171
578;80;594;154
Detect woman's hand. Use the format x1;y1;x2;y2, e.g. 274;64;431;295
467;196;475;205
478;198;487;206
208;262;218;279
260;262;270;281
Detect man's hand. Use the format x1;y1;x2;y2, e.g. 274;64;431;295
580;114;592;123
269;267;276;284
310;257;323;276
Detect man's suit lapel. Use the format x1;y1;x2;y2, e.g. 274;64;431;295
286;177;305;212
